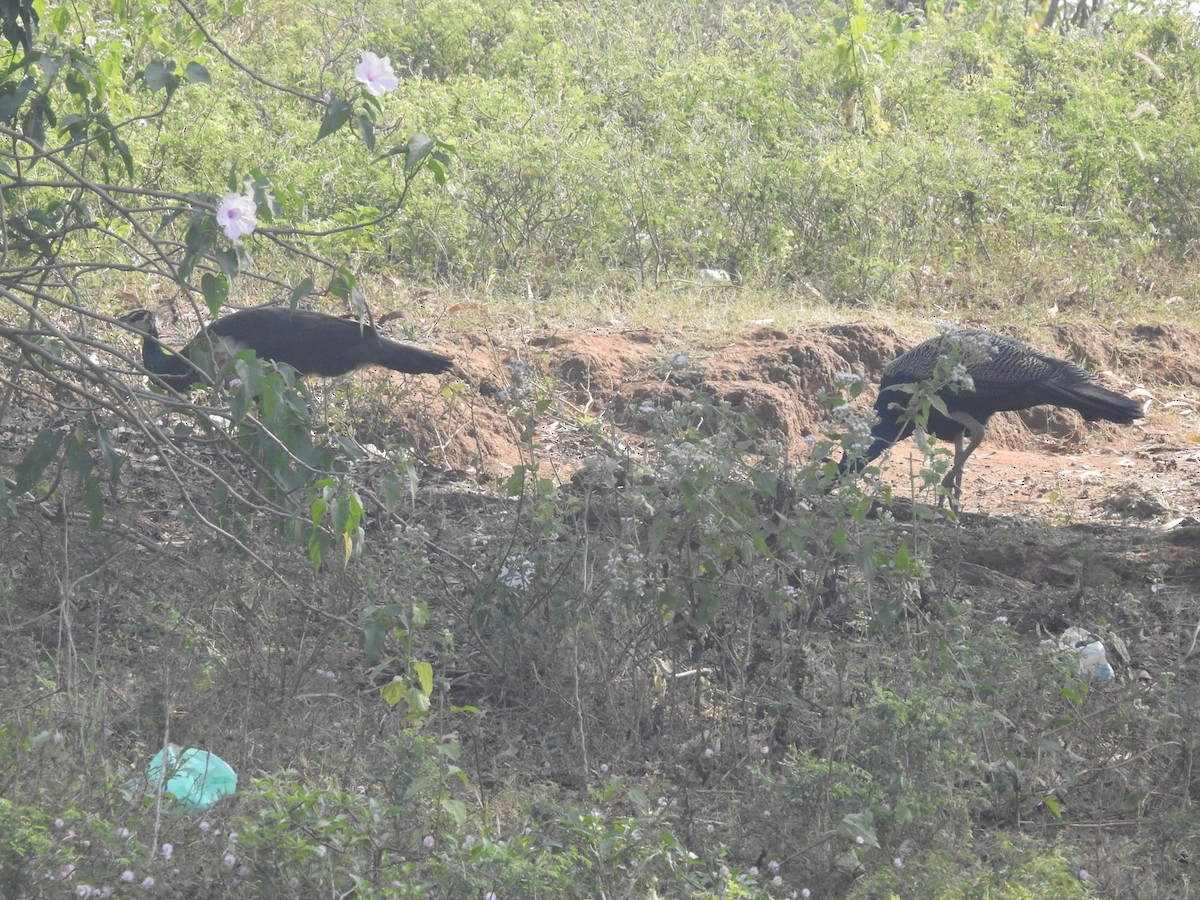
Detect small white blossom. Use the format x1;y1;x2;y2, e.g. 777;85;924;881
946;361;975;391
215;193;257;240
498;557;535;590
355;51;398;97
828;402;877;452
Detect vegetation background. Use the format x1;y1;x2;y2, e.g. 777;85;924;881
0;0;1198;896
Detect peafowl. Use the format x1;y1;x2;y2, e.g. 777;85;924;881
839;329;1144;503
119;306;454;391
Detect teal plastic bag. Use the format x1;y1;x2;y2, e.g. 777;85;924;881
142;744;237;813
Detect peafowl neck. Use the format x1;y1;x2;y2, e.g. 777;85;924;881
866;416;903;457
139;335;189;377
838;419;900;474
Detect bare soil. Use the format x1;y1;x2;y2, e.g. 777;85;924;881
381;321;1200;689
422;321;1200;526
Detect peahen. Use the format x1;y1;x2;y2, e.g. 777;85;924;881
119;306;454;391
839;329;1144;503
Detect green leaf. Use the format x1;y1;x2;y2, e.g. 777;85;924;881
214;246;240;283
353;114;375;151
406;686;430;714
441;798;468;828
179;217;215;283
201;273;228;316
109;131;134;179
94;426;122;486
404;132;435;172
328;267;354;302
316;97;351;142
185;61;211;85
81;476;103;528
0;75;35;125
425;157;448;185
49;5;69;36
505;466;526;496
1041;794;1062;819
288;277;314;306
142;59;173;94
64;427;93;479
837;811;880;849
14;429;63;494
380;676;405;708
308;529;326;570
413;661;434;697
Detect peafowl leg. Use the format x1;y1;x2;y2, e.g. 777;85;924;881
941;411;988;508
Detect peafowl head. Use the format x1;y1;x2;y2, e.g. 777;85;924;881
117;308;160;337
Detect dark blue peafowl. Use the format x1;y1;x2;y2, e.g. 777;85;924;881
119;306;454;391
839;329;1144;503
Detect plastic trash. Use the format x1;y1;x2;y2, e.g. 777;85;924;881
1059;627;1114;681
140;744;237;813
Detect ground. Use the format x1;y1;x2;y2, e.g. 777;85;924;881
392;319;1200;686
423;320;1200;525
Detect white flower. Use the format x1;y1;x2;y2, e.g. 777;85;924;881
498;557;535;591
215;193;257;240
355;51;398;97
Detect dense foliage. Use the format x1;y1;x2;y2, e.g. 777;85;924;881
138;0;1200;308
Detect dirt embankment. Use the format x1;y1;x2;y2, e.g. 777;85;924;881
411;321;1199;524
